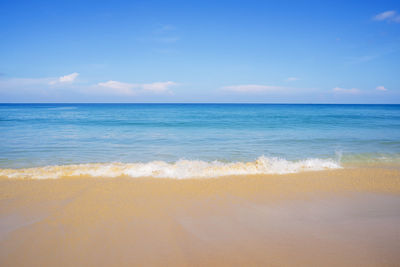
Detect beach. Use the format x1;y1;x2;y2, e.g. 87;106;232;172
1;167;400;266
1;104;400;266
2;0;400;265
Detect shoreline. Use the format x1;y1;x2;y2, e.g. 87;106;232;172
1;168;400;266
1;155;400;180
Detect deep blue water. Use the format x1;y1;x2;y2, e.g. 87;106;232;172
1;104;399;168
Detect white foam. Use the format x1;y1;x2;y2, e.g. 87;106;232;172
0;156;342;179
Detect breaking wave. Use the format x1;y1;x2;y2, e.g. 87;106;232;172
0;156;341;179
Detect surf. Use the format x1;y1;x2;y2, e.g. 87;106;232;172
0;156;341;179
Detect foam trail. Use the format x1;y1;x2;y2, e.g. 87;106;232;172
0;156;341;179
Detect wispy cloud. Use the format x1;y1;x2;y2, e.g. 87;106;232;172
0;74;177;98
97;80;177;95
222;84;286;93
346;47;397;65
0;72;80;88
287;77;299;82
333;87;360;94
97;80;136;95
376;86;387;91
138;24;180;44
141;81;177;93
154;24;180;43
59;72;79;83
49;72;79;85
0;74;82;98
373;10;400;23
155;24;176;33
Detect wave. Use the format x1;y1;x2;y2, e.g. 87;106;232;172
0;156;341;179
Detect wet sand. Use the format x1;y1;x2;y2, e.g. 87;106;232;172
0;168;400;266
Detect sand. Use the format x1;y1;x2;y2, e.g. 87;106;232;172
0;168;400;266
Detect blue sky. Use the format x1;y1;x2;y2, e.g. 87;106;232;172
0;0;399;103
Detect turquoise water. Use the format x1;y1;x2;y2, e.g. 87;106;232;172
0;104;399;178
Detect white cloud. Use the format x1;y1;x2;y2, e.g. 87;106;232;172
287;77;299;81
141;81;177;93
0;73;177;98
376;86;387;91
48;72;79;85
333;87;360;94
97;80;136;95
373;10;400;23
0;73;80;87
0;75;81;97
222;84;285;93
374;10;396;20
97;80;177;95
59;72;79;83
0;74;80;89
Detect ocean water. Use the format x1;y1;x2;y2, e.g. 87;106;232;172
0;104;399;178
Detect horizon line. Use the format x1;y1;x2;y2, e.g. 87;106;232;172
0;102;399;105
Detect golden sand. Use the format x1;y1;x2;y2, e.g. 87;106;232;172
0;168;400;266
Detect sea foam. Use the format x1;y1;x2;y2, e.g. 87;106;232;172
0;156;341;179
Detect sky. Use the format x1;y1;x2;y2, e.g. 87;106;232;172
0;0;399;103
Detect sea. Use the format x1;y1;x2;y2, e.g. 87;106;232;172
0;104;399;179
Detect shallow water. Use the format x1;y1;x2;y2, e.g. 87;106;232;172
0;104;399;178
